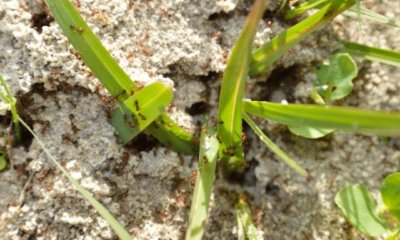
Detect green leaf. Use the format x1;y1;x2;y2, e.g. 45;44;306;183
289;53;357;139
381;173;400;220
315;53;358;102
185;122;219;240
335;184;389;237
235;196;259;240
217;0;265;169
288;126;334;139
111;82;173;144
243;100;400;136
341;40;400;67
44;0;196;154
249;0;356;77
0;148;6;171
19;119;132;240
243;113;307;176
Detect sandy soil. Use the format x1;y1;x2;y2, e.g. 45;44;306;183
0;0;399;239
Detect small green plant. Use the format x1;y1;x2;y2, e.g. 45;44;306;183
335;173;400;239
16;0;399;238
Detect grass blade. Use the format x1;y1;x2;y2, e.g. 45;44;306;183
284;0;328;20
19;119;132;240
243;113;307;176
341;40;400;67
217;0;265;169
343;6;400;28
111;82;173;143
243;100;400;136
44;0;135;99
249;0;356;76
185;123;219;240
0;75;20;141
235;195;260;240
44;0;196;154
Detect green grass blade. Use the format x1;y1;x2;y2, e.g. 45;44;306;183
343;6;400;28
111;82;173;143
249;0;356;77
341;40;400;67
235;196;259;240
19;119;132;240
44;0;135;99
44;0;196;154
243;113;307;176
0;75;20;141
284;0;328;20
217;0;265;169
243;100;400;136
335;184;389;237
147;116;196;154
185;123;219;240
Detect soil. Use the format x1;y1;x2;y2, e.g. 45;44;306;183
0;0;399;239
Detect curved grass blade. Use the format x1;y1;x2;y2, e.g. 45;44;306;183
343;6;400;28
243;113;307;176
0;75;20;141
341;40;400;67
217;0;265;169
235;196;260;240
185;122;219;240
19;119;132;240
111;82;173;143
243;100;400;136
249;0;356;77
335;184;389;237
44;0;196;154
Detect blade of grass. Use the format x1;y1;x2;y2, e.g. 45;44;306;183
235;195;260;240
284;0;328;20
44;0;135;99
44;0;196;154
243;100;400;136
249;0;356;77
243;113;307;176
341;40;400;67
19;118;132;240
185;122;219;240
217;0;265;169
343;6;400;28
111;82;173;143
0;75;20;141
